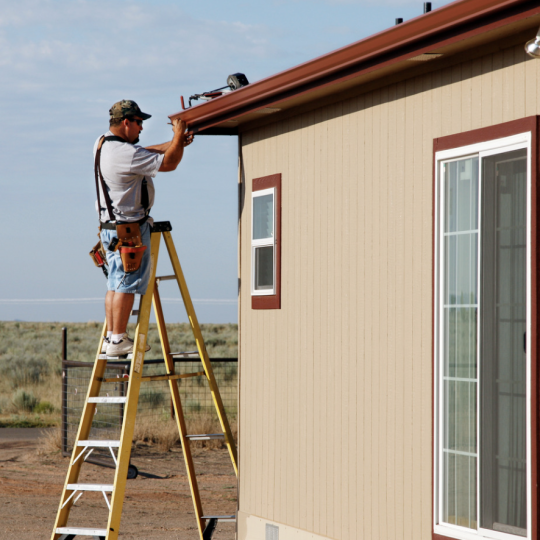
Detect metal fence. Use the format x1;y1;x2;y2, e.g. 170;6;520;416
61;357;238;460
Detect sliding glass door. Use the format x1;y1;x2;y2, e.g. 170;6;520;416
436;134;531;540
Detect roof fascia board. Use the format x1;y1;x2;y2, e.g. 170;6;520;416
238;26;536;135
171;0;540;134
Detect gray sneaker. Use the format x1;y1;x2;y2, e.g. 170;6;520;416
106;333;150;357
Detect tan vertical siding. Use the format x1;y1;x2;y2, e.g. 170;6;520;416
238;43;540;540
421;72;435;537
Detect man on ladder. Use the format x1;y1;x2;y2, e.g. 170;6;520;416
94;99;193;356
51;102;237;539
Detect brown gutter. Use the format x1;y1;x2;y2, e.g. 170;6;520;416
170;0;540;133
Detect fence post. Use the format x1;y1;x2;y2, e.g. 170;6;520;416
61;327;68;455
120;365;128;426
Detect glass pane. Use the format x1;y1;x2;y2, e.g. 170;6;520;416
443;452;477;529
480;149;527;536
444;157;479;233
255;246;273;290
253;193;274;240
443;379;477;454
441;156;479;530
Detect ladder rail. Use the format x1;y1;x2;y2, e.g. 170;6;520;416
51;226;238;540
104;231;161;540
162;231;238;474
153;284;206;538
51;322;108;540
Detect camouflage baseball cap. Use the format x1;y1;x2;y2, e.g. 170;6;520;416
109;99;151;121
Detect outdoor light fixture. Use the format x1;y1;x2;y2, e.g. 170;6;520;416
181;73;251;109
525;27;540;58
227;73;250;90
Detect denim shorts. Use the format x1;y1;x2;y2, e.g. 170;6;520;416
100;222;151;294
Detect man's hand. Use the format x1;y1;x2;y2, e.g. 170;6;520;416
171;118;194;147
158;118;193;172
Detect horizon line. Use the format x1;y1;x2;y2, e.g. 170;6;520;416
0;298;238;305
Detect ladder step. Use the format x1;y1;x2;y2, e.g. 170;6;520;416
201;515;236;522
56;527;107;536
170;351;200;358
156;274;176;282
141;371;205;382
185;433;225;441
77;440;120;447
67;483;114;492
87;397;127;404
98;353;133;360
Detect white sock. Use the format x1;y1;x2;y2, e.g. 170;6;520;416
112;333;124;343
106;331;113;340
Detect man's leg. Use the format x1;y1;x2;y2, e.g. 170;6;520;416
105;290;115;331
112;292;135;335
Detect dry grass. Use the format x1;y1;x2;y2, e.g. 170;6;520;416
37;426;63;455
0;321;237;427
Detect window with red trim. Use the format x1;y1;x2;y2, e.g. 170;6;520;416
251;174;281;310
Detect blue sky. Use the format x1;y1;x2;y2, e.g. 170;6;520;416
0;0;454;323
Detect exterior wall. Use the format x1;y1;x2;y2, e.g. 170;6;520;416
237;43;540;540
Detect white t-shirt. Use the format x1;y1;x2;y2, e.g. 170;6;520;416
93;132;165;223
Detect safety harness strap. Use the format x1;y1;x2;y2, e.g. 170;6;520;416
94;135;150;223
94;136;115;222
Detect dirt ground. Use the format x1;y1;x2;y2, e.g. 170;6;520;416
0;431;237;539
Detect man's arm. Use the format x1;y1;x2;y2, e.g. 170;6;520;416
145;141;172;154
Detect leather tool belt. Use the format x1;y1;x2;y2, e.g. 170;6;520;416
93;136;149;273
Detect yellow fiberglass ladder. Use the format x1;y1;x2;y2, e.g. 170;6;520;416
50;221;238;540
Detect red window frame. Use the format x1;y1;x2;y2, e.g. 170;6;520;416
432;116;540;540
251;173;281;310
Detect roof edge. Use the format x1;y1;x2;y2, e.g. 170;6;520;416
171;0;540;133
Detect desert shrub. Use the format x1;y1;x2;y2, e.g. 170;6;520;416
34;401;55;414
185;399;202;413
0;355;50;387
12;389;40;412
139;389;165;408
223;364;238;382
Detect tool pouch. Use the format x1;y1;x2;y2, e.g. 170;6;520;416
119;245;147;272
90;240;107;268
116;223;146;273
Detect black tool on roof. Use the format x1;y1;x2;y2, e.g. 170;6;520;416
180;73;249;109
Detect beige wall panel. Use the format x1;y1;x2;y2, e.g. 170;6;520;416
402;77;415;540
411;75;426;536
421;72;435;536
471;57;483;130
503;46;515;122
274;119;287;524
385;84;398;540
379;86;391;540
341;97;353;538
362;91;375;539
237;42;540;540
345;95;359;540
310;107;322;535
514;46;526;120
481;55;493;127
354;93;366;539
303;111;316;534
461;61;473;133
392;80;407;540
492;51;504;126
450;64;463;136
525;48;538;116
